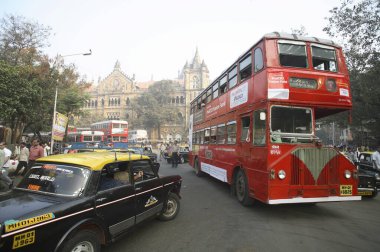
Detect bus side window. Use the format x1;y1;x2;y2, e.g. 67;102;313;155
220;75;227;94
253;110;267;145
226;122;237;144
254;48;264;72
239;54;252;81
240;116;251;142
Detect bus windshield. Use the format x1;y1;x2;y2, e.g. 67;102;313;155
270;106;313;143
17;164;91;196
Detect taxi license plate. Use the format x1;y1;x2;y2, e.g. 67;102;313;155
13;230;35;249
340;185;352;196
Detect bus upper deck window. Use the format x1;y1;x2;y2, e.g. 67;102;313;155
278;41;307;68
311;45;337;72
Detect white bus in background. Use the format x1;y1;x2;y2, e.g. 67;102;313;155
128;129;148;144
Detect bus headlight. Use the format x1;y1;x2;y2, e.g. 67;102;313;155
344;170;351;179
278;170;286;180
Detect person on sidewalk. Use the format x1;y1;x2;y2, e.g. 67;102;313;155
22;139;44;176
12;142;29;177
0;142;13;189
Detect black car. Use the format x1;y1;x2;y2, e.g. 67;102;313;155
164;147;189;164
0;152;181;252
355;152;380;192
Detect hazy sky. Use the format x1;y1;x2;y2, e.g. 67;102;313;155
1;0;341;83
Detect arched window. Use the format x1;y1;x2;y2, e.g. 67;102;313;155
118;98;120;105
180;96;184;104
126;97;130;105
91;100;94;107
95;100;98;107
176;96;179;103
171;98;175;103
101;99;104;106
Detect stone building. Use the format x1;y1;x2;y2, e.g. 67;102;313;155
82;49;209;142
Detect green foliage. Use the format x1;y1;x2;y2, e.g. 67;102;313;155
132;80;182;136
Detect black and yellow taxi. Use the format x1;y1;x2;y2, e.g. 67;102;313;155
0;152;182;251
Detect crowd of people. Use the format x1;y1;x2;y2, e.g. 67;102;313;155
0;139;50;189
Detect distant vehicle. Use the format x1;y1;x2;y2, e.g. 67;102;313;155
67;130;104;143
0;152;182;251
355;151;380;192
91;120;128;143
164;147;189;164
128;129;149;144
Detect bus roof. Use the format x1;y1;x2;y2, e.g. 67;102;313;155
91;120;128;125
263;32;341;48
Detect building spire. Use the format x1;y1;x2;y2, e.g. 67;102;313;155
114;60;121;70
192;47;201;67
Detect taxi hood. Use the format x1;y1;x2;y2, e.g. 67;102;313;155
0;190;66;225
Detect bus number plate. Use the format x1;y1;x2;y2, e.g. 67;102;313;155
340;185;352;196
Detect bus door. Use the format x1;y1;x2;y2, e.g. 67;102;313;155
238;114;252;167
251;110;268;199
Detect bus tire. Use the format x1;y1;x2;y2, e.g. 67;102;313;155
235;169;253;206
194;158;204;177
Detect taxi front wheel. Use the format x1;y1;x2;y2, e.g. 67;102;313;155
60;230;100;252
158;193;180;221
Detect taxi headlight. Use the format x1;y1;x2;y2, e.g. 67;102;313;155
344;170;352;179
278;170;286;180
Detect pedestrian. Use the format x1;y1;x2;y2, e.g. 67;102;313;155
171;141;179;168
42;142;51;156
12;142;29;177
160;143;166;161
346;146;355;163
22;139;44;176
0;142;13;189
371;145;380;169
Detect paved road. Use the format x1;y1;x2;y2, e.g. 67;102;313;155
104;160;380;252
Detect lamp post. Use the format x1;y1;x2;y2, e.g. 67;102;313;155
50;49;92;153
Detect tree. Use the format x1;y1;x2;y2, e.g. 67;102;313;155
0;15;90;143
132;80;182;139
324;0;380;145
0;14;51;66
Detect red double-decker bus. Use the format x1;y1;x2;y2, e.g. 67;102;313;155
90;120;128;143
188;32;360;205
67;131;104;143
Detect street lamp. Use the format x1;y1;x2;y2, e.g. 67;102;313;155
50;49;92;153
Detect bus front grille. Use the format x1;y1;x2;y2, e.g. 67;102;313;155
291;148;338;185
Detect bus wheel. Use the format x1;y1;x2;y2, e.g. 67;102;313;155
194;159;203;177
235;169;253;206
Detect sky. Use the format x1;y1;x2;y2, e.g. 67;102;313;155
1;0;341;84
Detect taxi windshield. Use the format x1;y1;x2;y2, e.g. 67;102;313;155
16;164;91;196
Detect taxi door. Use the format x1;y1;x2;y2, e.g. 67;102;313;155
95;162;136;237
132;160;164;223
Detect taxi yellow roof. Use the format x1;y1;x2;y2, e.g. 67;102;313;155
36;152;150;171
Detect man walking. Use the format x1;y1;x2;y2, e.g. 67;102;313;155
12;142;29;177
0;142;13;189
22;139;44;176
372;145;380;169
171;141;179;168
